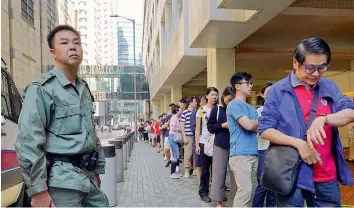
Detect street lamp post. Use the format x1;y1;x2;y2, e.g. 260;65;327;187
110;14;137;141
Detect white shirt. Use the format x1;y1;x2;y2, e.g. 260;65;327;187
196;106;212;144
257;106;270;150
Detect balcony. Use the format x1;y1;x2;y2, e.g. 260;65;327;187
189;0;295;48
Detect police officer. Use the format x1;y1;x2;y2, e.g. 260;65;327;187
15;25;109;207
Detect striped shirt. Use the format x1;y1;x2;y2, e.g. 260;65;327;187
180;110;193;136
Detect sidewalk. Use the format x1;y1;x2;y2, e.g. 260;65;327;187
116;141;232;207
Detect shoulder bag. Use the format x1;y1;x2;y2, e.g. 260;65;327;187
204;105;218;157
260;86;319;195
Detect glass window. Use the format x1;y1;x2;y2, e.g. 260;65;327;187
47;0;57;30
21;0;35;25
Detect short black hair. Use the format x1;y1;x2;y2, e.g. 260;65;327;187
179;98;187;104
168;103;175;107
158;115;162;119
179;98;188;108
47;25;80;49
221;86;235;107
261;82;273;94
171;105;180;114
162;113;167;116
294;37;331;65
230;72;252;92
188;96;199;108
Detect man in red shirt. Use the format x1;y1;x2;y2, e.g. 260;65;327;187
259;37;354;206
155;115;163;153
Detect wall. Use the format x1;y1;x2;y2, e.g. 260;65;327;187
1;0;56;92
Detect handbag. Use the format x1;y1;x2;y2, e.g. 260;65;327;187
204;105;218;157
172;115;183;143
260;86;319;196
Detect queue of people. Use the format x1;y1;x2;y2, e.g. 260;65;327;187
142;37;354;207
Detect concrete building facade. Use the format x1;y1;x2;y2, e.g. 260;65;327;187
142;0;354;145
2;0;59;92
57;0;73;25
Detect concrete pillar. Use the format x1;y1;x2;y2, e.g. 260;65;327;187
160;98;164;114
171;86;182;104
151;100;160;119
165;3;172;48
207;48;235;93
164;93;172;112
172;0;182;33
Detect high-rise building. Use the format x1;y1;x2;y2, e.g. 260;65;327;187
57;0;73;25
2;0;59;91
71;0;114;65
117;19;143;66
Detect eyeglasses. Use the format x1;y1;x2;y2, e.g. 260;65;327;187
302;63;330;74
237;81;254;87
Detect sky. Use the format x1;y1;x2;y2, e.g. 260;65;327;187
114;0;145;24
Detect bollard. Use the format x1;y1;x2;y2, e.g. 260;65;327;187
122;137;127;170
129;134;133;157
108;139;124;183
126;137;130;162
100;144;117;207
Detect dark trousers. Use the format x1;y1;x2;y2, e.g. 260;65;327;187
199;143;213;198
276;180;341;207
252;150;275;207
143;133;148;141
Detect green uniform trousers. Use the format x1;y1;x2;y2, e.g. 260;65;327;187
49;180;109;207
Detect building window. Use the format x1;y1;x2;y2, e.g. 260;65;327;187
47;0;56;31
21;0;34;25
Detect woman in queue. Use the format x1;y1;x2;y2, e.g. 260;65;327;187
195;87;219;203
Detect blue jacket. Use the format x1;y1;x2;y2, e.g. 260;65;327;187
259;72;354;192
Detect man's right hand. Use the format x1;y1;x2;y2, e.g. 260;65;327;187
295;139;322;166
31;191;55;207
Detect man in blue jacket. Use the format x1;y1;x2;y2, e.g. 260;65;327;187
259;37;354;207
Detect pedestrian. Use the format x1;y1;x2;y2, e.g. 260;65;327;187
227;72;259;207
155;115;163;153
252;83;276;207
180;97;198;178
160;104;175;167
195;87;219;203
259;37;354;207
190;96;206;184
169;104;183;179
15;25;108;207
208;86;235;207
159;113;167;155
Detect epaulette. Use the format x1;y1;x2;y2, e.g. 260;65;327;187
81;78;95;102
32;72;55;86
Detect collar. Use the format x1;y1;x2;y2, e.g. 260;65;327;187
51;67;73;87
52;67;82;88
290;70;311;90
283;72;333;99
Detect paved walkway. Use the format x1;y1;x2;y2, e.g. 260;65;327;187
116;141;233;207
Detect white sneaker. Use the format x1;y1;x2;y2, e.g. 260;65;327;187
176;166;180;173
184;172;190;178
164;156;167;161
192;171;197;176
170;173;180;179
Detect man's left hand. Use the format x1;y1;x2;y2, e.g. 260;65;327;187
95;174;101;188
307;116;327;148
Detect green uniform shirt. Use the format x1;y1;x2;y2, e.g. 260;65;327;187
15;67;106;197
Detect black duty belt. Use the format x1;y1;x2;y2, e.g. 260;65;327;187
47;152;98;172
